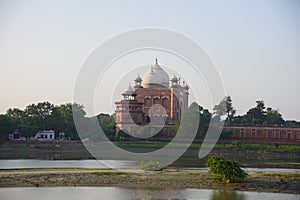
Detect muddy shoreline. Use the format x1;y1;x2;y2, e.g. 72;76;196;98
0;168;299;194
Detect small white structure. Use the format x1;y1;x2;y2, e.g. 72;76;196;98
58;132;65;140
9;129;20;140
34;130;55;140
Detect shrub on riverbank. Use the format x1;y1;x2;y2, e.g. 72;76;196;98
140;160;162;171
206;156;247;183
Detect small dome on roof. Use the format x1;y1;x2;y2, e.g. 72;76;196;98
171;74;178;82
122;85;134;95
134;74;142;82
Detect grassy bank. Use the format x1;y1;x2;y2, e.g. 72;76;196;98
0;168;299;194
114;141;300;154
111;141;300;168
0;141;93;160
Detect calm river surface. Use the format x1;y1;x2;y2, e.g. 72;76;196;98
0;187;299;200
0;159;299;173
0;159;138;169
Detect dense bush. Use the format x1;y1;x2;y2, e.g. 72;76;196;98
206;156;247;183
139;160;162;171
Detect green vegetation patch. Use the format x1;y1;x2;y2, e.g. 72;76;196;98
140;161;163;171
91;171;128;176
262;173;283;177
206;155;247;183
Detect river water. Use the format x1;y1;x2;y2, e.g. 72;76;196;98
0;159;138;169
0;187;299;200
0;159;299;173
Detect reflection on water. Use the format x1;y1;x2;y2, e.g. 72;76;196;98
0;187;299;200
211;190;245;200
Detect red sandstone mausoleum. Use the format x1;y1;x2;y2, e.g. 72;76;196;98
115;59;189;135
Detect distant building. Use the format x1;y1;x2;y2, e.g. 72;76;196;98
115;59;189;135
34;130;55;140
58;132;65;140
223;125;300;144
8;129;26;141
8;129;20;140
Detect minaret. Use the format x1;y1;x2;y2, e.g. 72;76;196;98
170;74;179;121
182;81;189;113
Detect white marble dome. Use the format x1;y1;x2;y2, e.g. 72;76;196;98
142;61;169;88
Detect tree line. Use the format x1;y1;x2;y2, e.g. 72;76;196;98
0;102;88;140
0;102;118;141
0;97;299;141
213;96;300;126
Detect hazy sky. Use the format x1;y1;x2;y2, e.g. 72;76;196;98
1;0;300;120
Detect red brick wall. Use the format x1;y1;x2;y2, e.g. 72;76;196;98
223;125;300;144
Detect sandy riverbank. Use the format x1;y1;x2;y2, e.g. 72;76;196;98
0;168;299;194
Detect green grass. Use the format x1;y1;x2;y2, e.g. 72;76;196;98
262;173;283;177
114;141;168;149
114;141;300;154
91;171;128;175
215;142;300;153
0;142;93;159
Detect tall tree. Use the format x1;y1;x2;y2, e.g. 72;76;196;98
213;95;236;124
56;103;86;140
97;113;116;140
264;107;285;126
24;101;55;129
198;107;212;139
49;107;65;133
245;100;266;125
18;124;39;138
0;114;15;138
6;108;24;125
173;102;200;138
173;102;212;139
